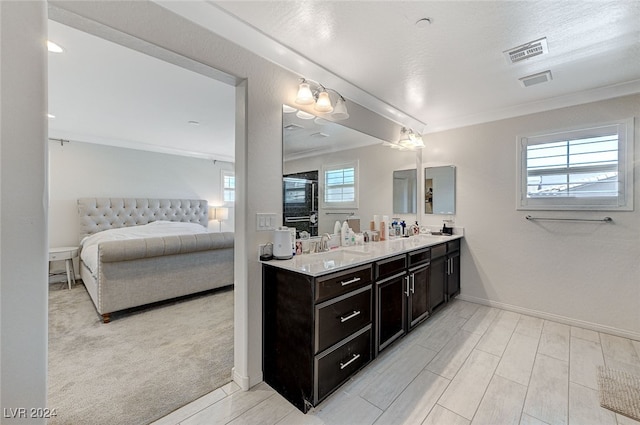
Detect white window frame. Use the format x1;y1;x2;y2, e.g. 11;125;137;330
516;118;634;211
221;170;235;205
321;161;359;209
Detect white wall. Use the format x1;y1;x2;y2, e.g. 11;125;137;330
48;141;235;249
0;1;48;422
420;94;640;338
285;144;419;235
0;0;404;407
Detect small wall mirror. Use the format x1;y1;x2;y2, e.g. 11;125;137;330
425;165;456;214
393;169;417;214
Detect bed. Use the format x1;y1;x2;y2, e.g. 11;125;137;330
77;198;234;323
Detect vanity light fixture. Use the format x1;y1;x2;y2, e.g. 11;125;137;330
384;127;425;150
294;78;349;120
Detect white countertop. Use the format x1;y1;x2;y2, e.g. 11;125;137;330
262;234;463;277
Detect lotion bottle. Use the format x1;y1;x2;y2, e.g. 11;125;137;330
341;221;350;246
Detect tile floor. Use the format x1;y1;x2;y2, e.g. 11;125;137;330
152;299;640;425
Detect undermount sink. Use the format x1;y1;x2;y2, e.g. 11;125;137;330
290;249;371;272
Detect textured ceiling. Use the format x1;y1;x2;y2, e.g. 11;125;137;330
48;1;640;161
214;0;640;133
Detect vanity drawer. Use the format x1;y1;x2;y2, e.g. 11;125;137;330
315;264;372;303
375;254;407;280
408;247;430;267
315;285;372;353
431;243;447;259
315;326;371;403
447;239;460;253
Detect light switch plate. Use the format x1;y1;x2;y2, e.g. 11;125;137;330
256;213;278;231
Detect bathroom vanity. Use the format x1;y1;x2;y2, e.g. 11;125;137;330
262;234;462;412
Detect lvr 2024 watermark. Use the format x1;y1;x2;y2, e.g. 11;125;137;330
3;408;57;419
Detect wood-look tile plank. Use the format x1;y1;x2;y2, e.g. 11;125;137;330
361;344;437;410
150;387;227;425
570;326;600;343
461;305;500;335
181;382;275;425
616;413;640;425
309;390;382;425
425;330;482;380
514;315;544;339
373;370;450;425
600;333;640;375
438;349;501;420
227;393;295;425
538;321;570;362
568;382;616;425
422;405;470;425
471;375;527;425
414;313;469;353
523;354;569;425
569;336;604;390
475;310;520;357
519;413;551;425
446;299;481;320
222;381;242;396
495;332;540;386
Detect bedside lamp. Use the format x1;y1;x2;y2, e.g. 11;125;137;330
212;207;228;232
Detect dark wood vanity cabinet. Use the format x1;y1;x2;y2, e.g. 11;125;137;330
375;248;431;354
430;240;461;312
446;240;461;299
263;238;461;413
263;263;373;413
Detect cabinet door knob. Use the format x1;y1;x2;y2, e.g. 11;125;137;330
339;353;361;370
340;276;361;286
340;310;361;323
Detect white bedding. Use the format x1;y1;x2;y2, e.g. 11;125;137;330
80;221;209;277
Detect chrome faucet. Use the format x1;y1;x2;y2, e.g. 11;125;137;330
319;233;332;252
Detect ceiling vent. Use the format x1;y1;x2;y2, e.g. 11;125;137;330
519;70;553;87
504;37;548;63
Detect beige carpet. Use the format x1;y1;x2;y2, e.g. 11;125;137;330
48;281;234;425
597;366;640;421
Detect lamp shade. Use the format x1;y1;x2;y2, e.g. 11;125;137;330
314;90;334;113
295;82;314;105
331;97;349;120
214;207;229;221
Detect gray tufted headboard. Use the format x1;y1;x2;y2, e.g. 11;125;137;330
77;198;209;240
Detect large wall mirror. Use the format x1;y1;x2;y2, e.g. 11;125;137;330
393;169;417;214
283;105;419;236
425;165;456;214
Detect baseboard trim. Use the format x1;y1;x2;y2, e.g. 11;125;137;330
456;294;640;342
231;367;250;391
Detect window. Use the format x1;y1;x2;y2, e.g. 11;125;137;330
322;161;358;209
222;170;235;204
517;118;634;210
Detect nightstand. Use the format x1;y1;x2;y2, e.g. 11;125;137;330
49;246;79;289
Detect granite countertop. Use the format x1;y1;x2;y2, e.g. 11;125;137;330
262;233;463;277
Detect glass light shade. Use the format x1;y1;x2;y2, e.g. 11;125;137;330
331;97;349;120
314;91;334;113
295;82;315;105
296;110;316;120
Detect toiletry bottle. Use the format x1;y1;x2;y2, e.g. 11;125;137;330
380;221;386;241
342;221;350;246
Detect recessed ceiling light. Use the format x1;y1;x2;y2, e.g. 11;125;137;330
282;105;297;113
47;113;55;119
519;70;553;87
187;120;200;126
296;110;315;120
47;40;64;53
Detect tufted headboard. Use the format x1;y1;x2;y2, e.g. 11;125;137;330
77;198;208;240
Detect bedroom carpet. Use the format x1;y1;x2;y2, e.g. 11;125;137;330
48;281;234;425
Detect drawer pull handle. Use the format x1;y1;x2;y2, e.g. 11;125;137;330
339;353;361;370
340;277;361;286
340;310;361;323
